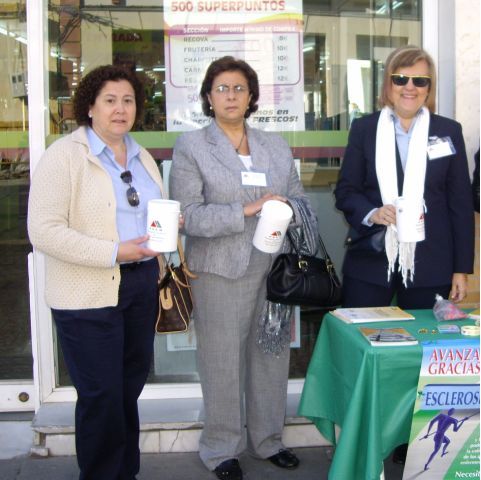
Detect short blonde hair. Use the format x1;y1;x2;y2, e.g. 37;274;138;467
379;45;436;113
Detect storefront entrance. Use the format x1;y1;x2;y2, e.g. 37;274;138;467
3;0;429;412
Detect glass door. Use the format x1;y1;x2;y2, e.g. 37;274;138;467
0;0;34;411
29;0;424;405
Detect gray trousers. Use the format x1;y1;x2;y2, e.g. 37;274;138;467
192;248;290;470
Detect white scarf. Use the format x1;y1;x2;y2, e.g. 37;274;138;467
375;106;429;286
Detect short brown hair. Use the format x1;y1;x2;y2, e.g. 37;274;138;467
73;65;145;126
379;45;436;113
200;56;259;118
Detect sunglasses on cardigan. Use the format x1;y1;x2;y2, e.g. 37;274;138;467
120;170;140;207
391;74;431;88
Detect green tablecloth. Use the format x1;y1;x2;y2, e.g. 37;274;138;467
298;309;474;480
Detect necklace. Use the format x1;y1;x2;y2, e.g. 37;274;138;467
235;128;246;153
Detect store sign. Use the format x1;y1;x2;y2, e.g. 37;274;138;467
403;339;480;479
164;0;304;131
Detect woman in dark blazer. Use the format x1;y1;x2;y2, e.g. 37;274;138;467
335;45;474;310
170;57;310;480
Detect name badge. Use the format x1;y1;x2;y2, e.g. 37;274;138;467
427;136;456;160
241;171;267;187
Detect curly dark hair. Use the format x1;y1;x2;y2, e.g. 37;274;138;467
73;65;145;126
200;56;259;118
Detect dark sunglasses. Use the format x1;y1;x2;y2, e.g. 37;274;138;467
120;170;140;207
391;74;431;88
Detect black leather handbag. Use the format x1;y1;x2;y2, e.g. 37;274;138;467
266;233;342;308
345;225;386;254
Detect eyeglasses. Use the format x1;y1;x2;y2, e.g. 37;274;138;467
120;170;140;207
391;74;431;88
213;84;249;96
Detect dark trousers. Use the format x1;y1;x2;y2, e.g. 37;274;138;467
52;258;159;480
342;274;451;309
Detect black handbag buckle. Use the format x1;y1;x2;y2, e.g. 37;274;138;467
298;259;308;271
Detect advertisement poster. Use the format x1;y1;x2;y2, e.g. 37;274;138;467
402;339;480;479
164;0;304;131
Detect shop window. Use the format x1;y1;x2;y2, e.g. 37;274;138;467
44;0;421;386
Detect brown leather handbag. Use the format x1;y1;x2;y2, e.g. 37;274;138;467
155;239;197;334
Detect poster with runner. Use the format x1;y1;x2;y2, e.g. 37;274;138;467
164;0;304;131
402;339;480;479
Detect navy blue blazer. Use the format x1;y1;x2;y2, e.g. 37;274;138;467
335;111;474;288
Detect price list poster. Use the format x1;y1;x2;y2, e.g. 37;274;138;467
164;0;305;131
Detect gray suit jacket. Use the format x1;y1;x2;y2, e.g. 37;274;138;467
170;120;309;279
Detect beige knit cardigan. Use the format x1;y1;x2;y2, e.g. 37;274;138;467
28;126;165;309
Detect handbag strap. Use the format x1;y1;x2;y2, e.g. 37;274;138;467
286;229;339;283
316;233;333;263
157;237;197;284
286;229;333;262
177;237;187;264
174;237;197;279
157;255;167;283
317;234;340;285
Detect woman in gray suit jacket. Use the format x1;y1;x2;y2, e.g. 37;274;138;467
170;56;308;480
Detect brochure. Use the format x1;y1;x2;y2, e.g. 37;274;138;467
332;306;415;323
358;326;418;347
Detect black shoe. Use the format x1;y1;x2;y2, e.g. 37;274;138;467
268;449;300;469
392;443;408;465
214;458;243;480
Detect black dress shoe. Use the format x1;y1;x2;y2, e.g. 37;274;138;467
214;458;243;480
392;443;408;465
268;449;300;469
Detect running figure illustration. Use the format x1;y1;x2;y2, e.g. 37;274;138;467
422;408;469;471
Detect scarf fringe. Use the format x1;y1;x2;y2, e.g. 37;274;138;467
398;242;416;286
257;302;293;356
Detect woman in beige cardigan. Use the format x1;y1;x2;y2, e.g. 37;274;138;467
28;65;164;480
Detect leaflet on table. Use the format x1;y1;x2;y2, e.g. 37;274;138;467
437;324;461;334
402;338;480;480
331;306;415;323
358;327;418;346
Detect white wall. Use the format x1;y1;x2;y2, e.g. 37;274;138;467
455;0;480;173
